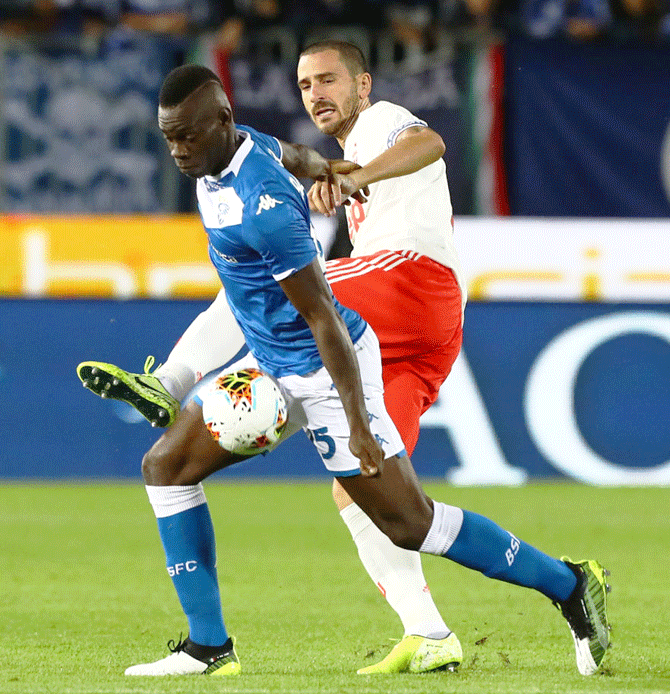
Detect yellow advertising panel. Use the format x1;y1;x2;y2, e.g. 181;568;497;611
3;215;670;300
0;215;220;298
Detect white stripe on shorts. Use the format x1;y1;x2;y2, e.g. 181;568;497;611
326;250;422;284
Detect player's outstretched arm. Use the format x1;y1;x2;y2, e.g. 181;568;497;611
306;128;443;214
278;140;366;215
277;140;331;180
346;125;445;190
278;259;384;476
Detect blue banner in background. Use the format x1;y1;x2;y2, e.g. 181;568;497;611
0;35;183;213
1;299;669;484
0;43;473;214
504;38;670;217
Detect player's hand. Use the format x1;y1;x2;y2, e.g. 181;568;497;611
329;160;370;206
308;177;339;216
348;427;384;477
308;174;369;216
309;161;369;216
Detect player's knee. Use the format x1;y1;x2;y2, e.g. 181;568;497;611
376;514;428;551
141;440;188;486
141;447;166;485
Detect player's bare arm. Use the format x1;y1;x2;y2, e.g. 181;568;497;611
277;140;331;180
309;126;445;212
278;140;367;215
278;259;384;476
353;126;445;187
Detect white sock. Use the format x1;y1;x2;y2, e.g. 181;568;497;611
145;483;207;517
340;503;450;639
154;288;246;401
153;362;197;401
419;501;464;556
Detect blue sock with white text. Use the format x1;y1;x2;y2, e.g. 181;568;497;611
156;503;228;646
445;510;577;602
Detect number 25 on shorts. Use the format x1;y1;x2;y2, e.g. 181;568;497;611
306;426;336;459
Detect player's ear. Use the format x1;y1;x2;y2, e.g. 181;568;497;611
218;106;233;127
358;72;372;100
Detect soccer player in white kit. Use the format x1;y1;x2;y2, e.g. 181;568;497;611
297;41;466;672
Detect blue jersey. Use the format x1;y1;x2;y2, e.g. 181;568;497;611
197;125;366;377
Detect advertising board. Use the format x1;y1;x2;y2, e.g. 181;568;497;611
1;299;667;485
3;216;669;302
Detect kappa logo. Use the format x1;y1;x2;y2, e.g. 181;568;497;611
256;194;283;215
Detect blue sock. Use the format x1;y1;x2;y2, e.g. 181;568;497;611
156;503;228;646
445;510;577;602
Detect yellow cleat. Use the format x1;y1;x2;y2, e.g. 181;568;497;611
77;356;179;428
357;633;462;674
555;557;612;675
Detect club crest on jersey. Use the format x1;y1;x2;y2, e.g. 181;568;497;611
217;202;230;225
257;194;283;215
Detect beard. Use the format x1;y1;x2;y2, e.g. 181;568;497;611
313;89;359;138
317;116;343;136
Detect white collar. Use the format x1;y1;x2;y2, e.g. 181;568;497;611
203;129;253;182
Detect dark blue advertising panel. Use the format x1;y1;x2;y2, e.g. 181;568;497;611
2;299;669;485
504;38;670;217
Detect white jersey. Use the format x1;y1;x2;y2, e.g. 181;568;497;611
343;100;465;297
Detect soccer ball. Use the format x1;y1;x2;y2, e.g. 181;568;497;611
202;368;288;456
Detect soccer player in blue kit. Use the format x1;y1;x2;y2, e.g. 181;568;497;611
85;65;612;677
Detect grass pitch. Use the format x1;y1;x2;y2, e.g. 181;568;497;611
0;482;668;694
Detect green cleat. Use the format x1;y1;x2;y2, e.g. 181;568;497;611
124;636;241;676
77;356;180;428
357;633;462;674
555;557;612;675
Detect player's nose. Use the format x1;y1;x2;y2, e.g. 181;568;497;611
309;85;327;102
171;141;190;159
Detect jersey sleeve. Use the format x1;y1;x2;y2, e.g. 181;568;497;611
245;185;317;281
383;103;428;149
237;125;283;163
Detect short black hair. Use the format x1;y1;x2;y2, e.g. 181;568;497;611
300;41;368;76
159;64;222;108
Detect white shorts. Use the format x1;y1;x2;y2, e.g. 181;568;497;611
195;326;406;475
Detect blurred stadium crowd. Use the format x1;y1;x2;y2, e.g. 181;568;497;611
1;0;668;217
2;0;668;63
